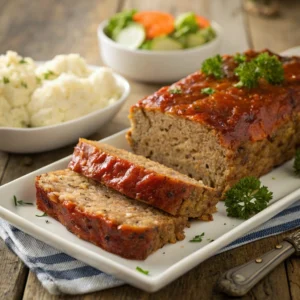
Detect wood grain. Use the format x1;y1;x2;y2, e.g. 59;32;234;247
0;0;300;299
245;0;300;53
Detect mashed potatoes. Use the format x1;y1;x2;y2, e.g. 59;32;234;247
29;69;120;127
0;51;37;127
0;51;121;128
35;54;91;79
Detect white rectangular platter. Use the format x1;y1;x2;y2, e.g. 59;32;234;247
1;129;300;292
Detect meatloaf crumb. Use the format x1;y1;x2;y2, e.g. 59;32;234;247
68;139;219;219
35;169;189;260
127;50;300;193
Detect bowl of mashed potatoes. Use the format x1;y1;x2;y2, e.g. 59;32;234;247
0;51;130;153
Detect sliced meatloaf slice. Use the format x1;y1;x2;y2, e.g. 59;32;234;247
127;50;300;194
36;169;188;260
68;139;219;219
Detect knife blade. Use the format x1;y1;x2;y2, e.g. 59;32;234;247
217;230;300;297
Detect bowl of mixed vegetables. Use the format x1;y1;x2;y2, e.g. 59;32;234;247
98;10;222;82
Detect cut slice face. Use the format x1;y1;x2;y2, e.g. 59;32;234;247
115;23;145;49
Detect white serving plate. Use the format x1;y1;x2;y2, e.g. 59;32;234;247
0;129;300;293
0;65;130;154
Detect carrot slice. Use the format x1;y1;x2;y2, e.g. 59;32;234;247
133;11;175;39
196;15;210;28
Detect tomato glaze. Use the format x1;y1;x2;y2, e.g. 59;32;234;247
133;50;300;148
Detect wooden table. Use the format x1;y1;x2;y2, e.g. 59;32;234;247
1;0;300;299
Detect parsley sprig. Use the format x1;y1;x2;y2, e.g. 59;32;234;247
234;60;259;89
234;53;246;64
136;266;149;275
294;149;300;176
13;195;33;206
234;53;284;88
224;177;273;219
201;54;223;79
189;232;205;242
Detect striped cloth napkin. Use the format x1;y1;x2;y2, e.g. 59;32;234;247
1;200;300;295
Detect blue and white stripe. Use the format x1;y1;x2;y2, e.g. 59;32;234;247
0;219;124;295
1;200;300;295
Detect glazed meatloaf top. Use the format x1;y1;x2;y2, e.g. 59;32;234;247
130;50;300;148
36;169;188;260
68;139;218;218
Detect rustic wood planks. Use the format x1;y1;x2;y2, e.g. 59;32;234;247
0;0;300;299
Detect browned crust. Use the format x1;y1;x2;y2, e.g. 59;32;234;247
68;139;219;218
35;175;188;260
127;103;299;194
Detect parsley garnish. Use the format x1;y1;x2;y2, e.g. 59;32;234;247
189;232;205;242
43;70;55;80
169;87;182;94
201;55;223;79
36;76;41;84
21;81;27;88
234;60;260;88
19;58;27;64
255;52;284;84
36;212;47;217
136;266;149;275
234;53;246;64
201;87;215;95
3;77;9;84
13;195;33;206
234;52;284;88
294;149;300;176
224;177;273;219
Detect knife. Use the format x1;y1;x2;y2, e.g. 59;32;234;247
217;230;300;297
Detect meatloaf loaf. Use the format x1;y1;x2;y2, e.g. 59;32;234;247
36;169;188;260
127;50;300;193
68;138;218;219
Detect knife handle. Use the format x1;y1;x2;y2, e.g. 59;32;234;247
217;241;294;297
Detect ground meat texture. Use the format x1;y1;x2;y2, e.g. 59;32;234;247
127;50;300;193
35;169;188;260
68;139;218;219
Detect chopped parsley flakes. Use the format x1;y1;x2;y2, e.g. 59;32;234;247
3;77;9;84
43;70;56;80
189;232;205;242
36;212;48;217
21;81;28;88
136;266;149;275
13;195;33;206
169;87;182;94
294;149;300;176
19;58;27;64
201;87;215;95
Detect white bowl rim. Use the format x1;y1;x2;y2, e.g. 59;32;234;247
0;65;130;132
98;19;223;55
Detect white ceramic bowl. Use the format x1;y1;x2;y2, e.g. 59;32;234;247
0;66;130;153
98;20;223;83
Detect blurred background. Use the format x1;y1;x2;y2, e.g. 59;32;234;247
1;1;300;299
